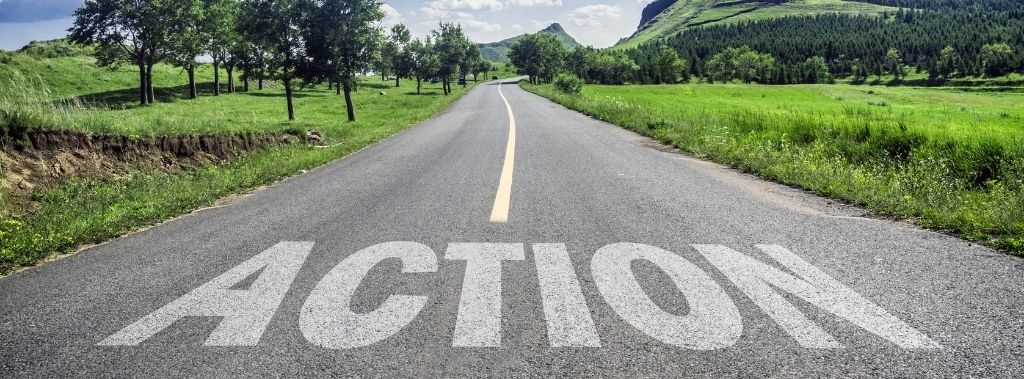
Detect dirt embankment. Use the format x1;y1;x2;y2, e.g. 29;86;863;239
1;129;305;213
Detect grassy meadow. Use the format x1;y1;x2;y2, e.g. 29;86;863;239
0;48;479;274
523;82;1024;252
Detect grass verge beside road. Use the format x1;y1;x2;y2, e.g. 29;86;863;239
0;78;477;275
522;82;1024;253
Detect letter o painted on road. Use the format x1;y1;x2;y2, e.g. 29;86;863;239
591;243;742;350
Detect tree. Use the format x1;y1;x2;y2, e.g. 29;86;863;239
933;45;962;79
69;0;174;105
980;43;1014;77
205;0;240;95
165;0;206;99
459;44;482;87
884;47;905;81
300;0;384;122
433;22;471;95
238;0;304;120
409;38;440;94
651;45;687;84
388;24;413;87
508;33;566;84
802;56;831;84
474;60;492;82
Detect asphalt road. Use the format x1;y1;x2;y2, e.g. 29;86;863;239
2;80;1024;377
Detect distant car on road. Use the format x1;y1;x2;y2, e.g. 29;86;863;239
429;77;439;84
492;75;499;80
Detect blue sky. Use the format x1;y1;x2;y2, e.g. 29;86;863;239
0;0;652;51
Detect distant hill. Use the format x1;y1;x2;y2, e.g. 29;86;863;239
479;23;582;63
616;0;898;49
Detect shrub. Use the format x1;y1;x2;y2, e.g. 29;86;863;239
554;73;583;94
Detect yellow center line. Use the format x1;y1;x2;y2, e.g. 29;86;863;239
489;82;517;223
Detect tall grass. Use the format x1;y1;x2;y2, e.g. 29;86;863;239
0;71;105;138
523;82;1024;253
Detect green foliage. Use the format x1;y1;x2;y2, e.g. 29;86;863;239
566;48;640;85
704;46;775;84
509;33;567;84
553;74;583;94
432;22;474;94
658;9;1024;83
15;39;94;58
523;82;1024;253
980;43;1016;78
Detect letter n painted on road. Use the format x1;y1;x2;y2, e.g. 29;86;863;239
591;243;742;350
300;242;438;349
445;243;525;347
693;244;941;349
97;242;314;346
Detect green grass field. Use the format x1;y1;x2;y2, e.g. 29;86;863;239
0;51;477;274
523;82;1024;253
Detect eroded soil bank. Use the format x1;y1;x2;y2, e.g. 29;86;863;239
1;129;305;213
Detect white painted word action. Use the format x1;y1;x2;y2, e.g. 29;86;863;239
99;242;940;350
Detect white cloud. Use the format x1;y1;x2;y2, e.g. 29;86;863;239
423;0;504;11
568;4;621;27
380;3;402;26
507;0;563;6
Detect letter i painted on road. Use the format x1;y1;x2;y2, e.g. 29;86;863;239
98;242;315;346
533;244;601;347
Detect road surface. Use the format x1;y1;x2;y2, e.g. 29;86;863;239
2;80;1024;377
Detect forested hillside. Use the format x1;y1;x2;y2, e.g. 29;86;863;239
617;0;897;49
660;8;1024;83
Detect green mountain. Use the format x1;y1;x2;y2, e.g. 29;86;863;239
479;23;582;63
615;0;897;49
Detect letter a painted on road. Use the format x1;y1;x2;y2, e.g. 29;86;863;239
591;243;742;350
694;244;941;349
300;242;438;349
98;242;314;346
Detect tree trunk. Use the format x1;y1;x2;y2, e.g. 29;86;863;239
336;77;341;95
187;64;197;99
258;77;264;90
138;61;147;105
395;76;400;87
416;78;421;94
284;79;294;121
227;66;234;93
343;81;356;122
213;61;221;96
243;75;249;92
146;61;155;104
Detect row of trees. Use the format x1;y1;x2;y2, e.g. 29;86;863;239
509;35;690;85
68;0;484;122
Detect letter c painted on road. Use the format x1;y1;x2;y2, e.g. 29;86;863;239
300;242;438;349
